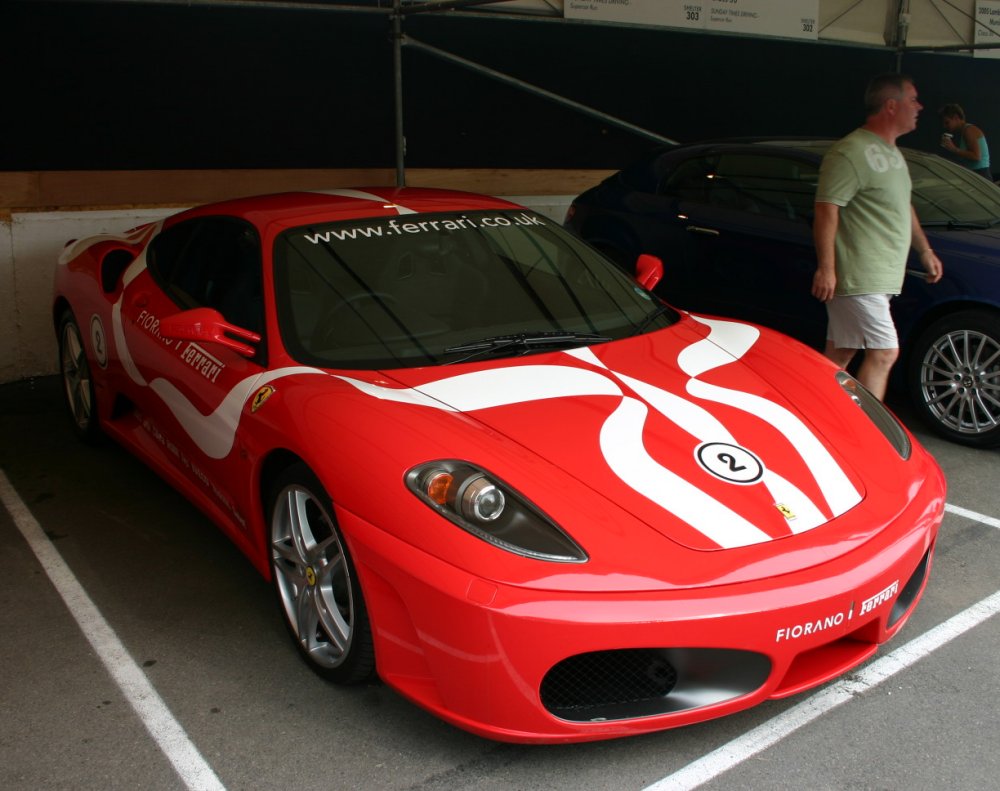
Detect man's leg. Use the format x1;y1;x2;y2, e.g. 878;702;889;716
824;341;857;370
856;347;899;401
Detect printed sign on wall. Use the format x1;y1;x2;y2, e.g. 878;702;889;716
975;1;1000;58
564;0;819;41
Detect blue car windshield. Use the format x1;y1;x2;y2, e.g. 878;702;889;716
907;153;1000;225
273;209;675;369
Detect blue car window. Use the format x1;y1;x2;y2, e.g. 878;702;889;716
906;153;1000;225
658;156;716;202
713;154;819;221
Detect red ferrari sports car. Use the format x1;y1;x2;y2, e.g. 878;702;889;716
53;187;945;743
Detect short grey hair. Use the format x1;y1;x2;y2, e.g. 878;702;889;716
864;73;913;116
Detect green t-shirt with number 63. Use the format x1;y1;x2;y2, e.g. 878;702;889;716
815;128;913;296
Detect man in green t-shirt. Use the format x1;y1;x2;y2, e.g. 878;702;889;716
811;73;943;400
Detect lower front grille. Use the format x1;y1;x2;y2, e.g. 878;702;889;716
540;647;770;723
541;649;677;713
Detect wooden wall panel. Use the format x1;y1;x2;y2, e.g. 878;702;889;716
0;170;612;211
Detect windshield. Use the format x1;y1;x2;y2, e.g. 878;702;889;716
274;209;676;369
764;141;1000;226
906;152;1000;225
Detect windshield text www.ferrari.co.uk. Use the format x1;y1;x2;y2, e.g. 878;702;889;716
300;212;547;245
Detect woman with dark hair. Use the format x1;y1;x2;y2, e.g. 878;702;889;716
939;103;992;179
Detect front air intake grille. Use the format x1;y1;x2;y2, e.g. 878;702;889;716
541;647;771;723
541;649;677;713
889;546;932;627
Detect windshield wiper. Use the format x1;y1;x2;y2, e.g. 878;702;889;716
444;331;611;363
632;304;674;336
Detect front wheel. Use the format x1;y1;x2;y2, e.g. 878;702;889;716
907;309;1000;447
267;463;375;683
58;310;101;443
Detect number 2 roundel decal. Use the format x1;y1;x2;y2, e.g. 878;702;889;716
696;442;764;485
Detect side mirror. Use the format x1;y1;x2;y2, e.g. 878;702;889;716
159;307;261;358
635;254;664;291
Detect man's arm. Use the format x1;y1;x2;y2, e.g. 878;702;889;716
911;205;943;283
812;201;840;302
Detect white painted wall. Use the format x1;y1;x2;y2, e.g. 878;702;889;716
0;197;574;385
0;218;15;383
1;209;175;384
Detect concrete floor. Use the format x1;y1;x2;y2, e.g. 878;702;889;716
1;375;998;791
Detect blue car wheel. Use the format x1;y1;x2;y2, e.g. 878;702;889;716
909;309;1000;447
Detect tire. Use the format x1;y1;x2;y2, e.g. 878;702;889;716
907;309;1000;447
58;310;101;444
267;463;375;683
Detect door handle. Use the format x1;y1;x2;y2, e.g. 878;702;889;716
685;225;721;237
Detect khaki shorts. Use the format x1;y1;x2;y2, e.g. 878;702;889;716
826;293;898;350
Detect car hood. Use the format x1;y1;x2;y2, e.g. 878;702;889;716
926;224;1000;256
340;315;869;559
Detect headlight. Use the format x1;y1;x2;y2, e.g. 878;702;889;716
836;372;911;459
406;461;587;563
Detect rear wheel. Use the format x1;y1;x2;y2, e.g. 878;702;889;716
908;309;1000;447
267;463;375;683
58;310;101;443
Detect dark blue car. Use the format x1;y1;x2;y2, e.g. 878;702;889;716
565;139;1000;448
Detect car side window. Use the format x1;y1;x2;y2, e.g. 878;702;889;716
658;152;819;222
711;154;819;221
658;156;716;203
147;217;264;335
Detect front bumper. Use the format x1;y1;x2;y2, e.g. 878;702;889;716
344;479;943;744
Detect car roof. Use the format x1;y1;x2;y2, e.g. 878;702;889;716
613;137;944;191
166;187;523;229
651;136;943;161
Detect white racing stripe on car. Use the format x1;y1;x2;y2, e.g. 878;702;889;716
107;248;327;458
151;367;327;459
620;373;827;532
338;365;622;411
565;346;606;368
57;223;156;266
111;230;163;388
318;188;417;214
113;296;148;387
681;316;861;518
338;364;785;548
680;316;761;376
600;397;772;548
688;379;861;519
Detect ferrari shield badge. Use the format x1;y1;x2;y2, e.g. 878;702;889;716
251;385;275;413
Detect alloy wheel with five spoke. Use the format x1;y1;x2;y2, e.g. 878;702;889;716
268;463;374;683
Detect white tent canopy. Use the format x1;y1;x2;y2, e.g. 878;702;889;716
477;0;998;52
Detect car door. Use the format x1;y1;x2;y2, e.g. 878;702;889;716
653;150;827;350
118;216;266;529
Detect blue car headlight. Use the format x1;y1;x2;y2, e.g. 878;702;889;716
836;372;911;459
406;461;588;563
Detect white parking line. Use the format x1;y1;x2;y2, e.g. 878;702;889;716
0;470;227;791
643;504;1000;791
4;459;996;791
946;502;1000;530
